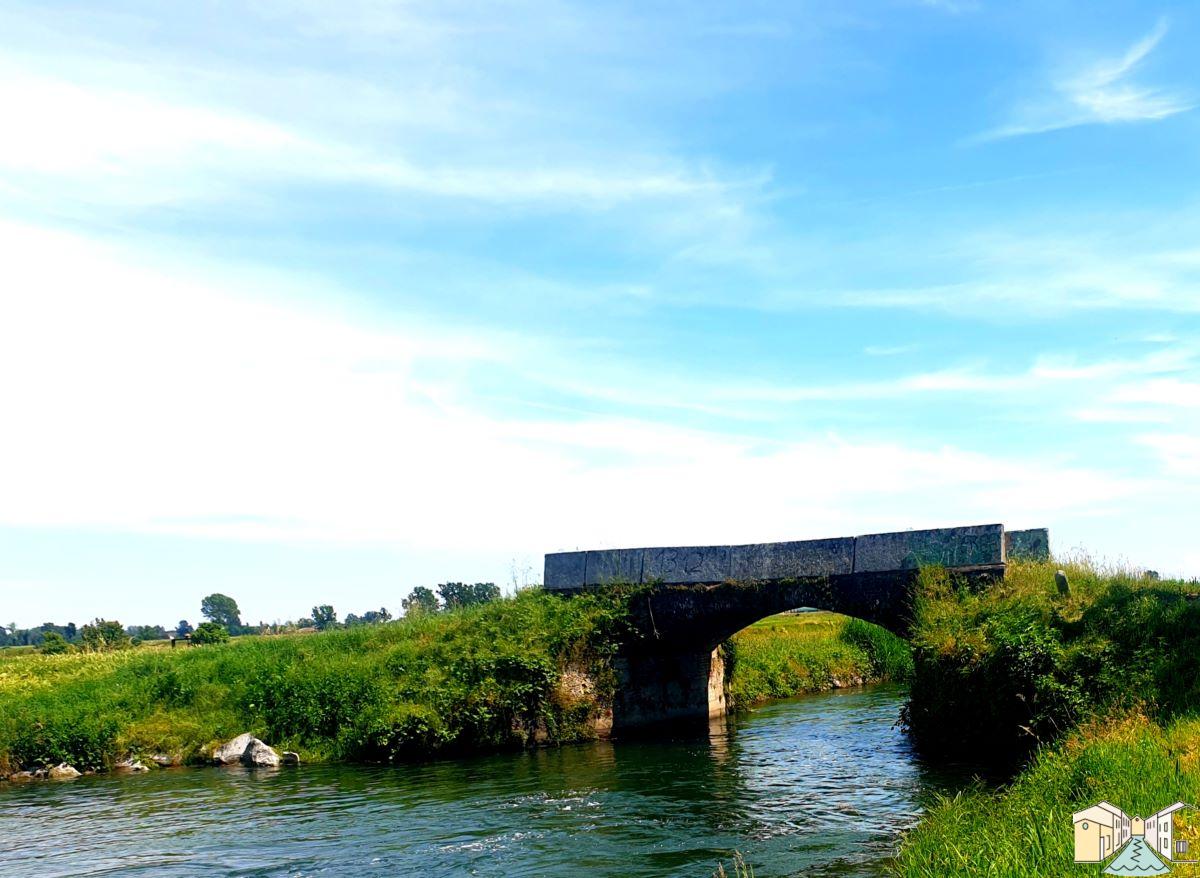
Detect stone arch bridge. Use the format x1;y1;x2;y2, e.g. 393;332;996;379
544;523;1049;730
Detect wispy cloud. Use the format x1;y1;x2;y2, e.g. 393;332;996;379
974;18;1193;141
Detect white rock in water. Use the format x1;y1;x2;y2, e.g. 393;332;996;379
212;733;257;765
243;738;280;768
48;763;81;779
282;751;301;766
212;733;280;767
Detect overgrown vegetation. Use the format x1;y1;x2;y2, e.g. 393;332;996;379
0;588;637;775
894;712;1200;878
904;558;1200;764
727;611;912;707
892;557;1200;877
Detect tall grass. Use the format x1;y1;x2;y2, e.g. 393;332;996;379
894;712;1200;878
727;611;912;707
0;588;634;774
904;558;1200;763
893;557;1200;877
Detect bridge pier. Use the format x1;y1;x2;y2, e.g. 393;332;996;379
613;646;727;731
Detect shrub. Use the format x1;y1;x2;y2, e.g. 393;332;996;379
191;622;230;645
38;632;71;655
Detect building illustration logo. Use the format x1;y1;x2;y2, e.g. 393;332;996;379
1074;801;1200;875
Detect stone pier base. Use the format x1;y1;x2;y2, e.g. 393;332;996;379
612;646;727;731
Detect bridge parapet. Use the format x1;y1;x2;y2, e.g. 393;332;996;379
545;524;1049;590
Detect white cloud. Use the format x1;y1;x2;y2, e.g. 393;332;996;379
975;18;1193;141
0;64;757;211
1138;434;1200;477
0;218;1153;560
1113;378;1200;408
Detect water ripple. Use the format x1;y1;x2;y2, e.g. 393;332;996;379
0;685;969;878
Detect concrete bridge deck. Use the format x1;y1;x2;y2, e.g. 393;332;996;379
543;523;1049;730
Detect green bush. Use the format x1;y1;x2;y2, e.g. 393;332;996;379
191;622;230;645
38;632;71;655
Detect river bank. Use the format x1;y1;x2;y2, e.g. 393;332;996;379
894;558;1200;876
728;611;912;707
0;587;908;779
0;588;634;775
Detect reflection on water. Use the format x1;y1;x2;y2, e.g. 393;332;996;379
0;685;973;878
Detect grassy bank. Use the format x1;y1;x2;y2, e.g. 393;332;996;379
0;593;913;775
0;589;633;774
893;558;1200;876
895;712;1200;877
904;558;1200;763
727;611;912;707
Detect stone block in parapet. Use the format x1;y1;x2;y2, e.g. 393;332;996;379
729;538;855;581
544;551;587;589
1005;528;1051;561
641;545;731;584
852;524;1005;573
583;549;645;586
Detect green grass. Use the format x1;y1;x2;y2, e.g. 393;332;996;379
0;594;913;775
892;558;1200;877
0;588;634;774
727;611;912;707
904;558;1200;763
893;712;1200;878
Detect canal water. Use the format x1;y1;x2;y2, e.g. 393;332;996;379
0;684;970;878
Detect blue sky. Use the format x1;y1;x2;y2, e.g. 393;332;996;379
3;0;1200;627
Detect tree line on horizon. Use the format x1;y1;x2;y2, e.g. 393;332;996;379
1;581;503;652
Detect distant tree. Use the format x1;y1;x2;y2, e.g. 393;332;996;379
296;617;315;629
176;619;194;638
39;631;71;655
191;622;230;645
438;582;501;610
344;613;362;627
80;619;131;652
311;605;337;630
65;622;77;641
127;624;168;641
361;608;392;625
200;594;242;632
402;586;439;616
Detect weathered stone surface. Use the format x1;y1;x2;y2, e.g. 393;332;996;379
1005;528;1050;561
852;524;1004;574
212;733;257;765
583;549;644;586
543;551;587;589
48;763;81;779
243;739;280;768
212;733;280;767
282;751;301;766
642;545;731;584
730;538;855;581
8;771;37;783
114;758;149;772
150;753;177;767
